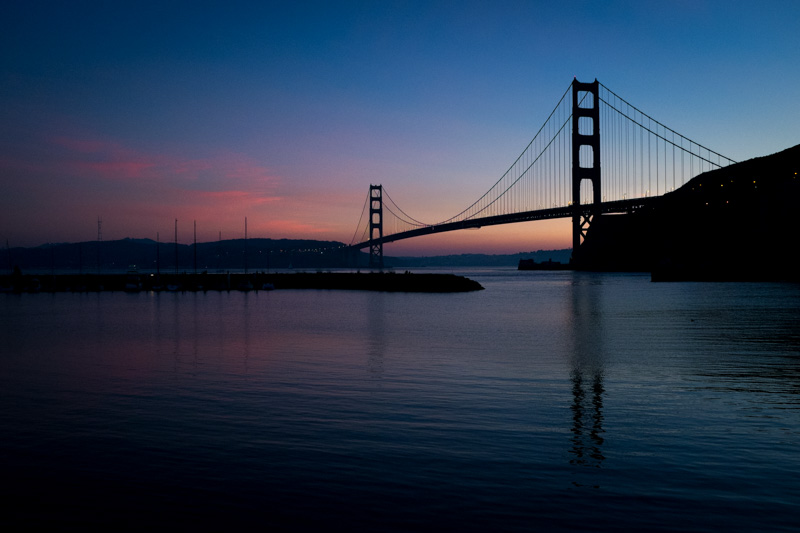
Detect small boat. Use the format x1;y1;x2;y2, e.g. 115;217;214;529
125;266;142;291
518;258;570;271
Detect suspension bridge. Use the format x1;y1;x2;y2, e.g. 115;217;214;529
349;79;736;267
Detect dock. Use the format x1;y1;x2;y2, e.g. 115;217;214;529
1;271;484;293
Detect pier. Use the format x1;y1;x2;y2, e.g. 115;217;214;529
0;271;484;293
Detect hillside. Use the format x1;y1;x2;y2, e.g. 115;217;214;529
574;143;800;280
4;238;355;272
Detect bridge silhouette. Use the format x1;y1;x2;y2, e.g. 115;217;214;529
349;79;736;267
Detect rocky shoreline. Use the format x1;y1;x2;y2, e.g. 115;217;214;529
0;271;484;293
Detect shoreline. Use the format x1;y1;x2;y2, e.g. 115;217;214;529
0;271;484;293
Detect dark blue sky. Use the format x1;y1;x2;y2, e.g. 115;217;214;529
2;1;798;252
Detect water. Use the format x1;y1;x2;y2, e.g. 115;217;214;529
2;270;799;531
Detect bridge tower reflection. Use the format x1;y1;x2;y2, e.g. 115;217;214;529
569;368;605;467
568;276;606;469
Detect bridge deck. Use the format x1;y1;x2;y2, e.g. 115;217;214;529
352;197;657;249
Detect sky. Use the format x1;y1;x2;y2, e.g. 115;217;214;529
2;1;798;255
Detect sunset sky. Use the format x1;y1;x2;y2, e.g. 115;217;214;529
2;1;798;255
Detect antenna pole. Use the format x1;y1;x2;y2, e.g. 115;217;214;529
5;239;12;274
156;231;160;275
174;219;178;275
97;216;102;274
193;220;197;275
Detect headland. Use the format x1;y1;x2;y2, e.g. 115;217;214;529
573;143;800;281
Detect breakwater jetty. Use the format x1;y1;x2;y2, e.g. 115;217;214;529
1;271;484;293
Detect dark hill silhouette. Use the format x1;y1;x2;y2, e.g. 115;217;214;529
574;143;800;281
4;238;357;272
5;237;571;272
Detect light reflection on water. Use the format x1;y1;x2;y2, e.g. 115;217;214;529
1;271;799;531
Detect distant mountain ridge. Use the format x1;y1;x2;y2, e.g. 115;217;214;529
4;237;570;272
389;249;572;267
4;238;349;272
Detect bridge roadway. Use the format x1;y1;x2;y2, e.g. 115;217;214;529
352;197;658;249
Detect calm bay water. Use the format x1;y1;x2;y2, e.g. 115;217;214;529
2;269;799;531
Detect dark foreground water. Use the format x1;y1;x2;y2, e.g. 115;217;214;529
2;270;799;531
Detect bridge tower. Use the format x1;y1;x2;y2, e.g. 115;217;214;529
369;184;384;268
572;79;601;251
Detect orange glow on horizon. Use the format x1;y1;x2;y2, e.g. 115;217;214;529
382;219;572;256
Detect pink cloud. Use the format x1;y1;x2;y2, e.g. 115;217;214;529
45;135;280;195
48;136;159;180
79;160;157;178
0;131;305;245
261;219;335;236
51;137;124;154
2;130;573;252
